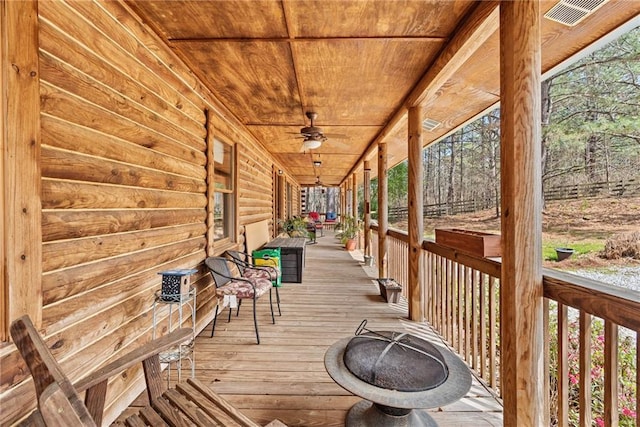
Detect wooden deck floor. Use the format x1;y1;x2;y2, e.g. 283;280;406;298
192;232;503;426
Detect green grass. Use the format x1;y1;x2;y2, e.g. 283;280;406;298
543;241;604;261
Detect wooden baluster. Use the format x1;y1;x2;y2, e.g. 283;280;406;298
558;303;569;427
457;263;464;355
579;312;592;427
604;320;619;427
636;331;640;426
430;253;436;326
480;273;487;380
489;276;497;389
465;266;472;365
543;298;550;412
471;269;478;371
446;258;452;343
438;257;447;336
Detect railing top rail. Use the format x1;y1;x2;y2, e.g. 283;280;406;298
423;241;501;278
373;224;640;330
543;268;640;331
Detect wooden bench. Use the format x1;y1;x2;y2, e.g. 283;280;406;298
11;315;286;427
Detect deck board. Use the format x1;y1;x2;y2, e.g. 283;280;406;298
189;232;503;426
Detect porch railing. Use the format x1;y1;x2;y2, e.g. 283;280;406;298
371;225;640;425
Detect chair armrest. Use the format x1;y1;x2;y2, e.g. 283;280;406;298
40;382;96;426
74;328;192;392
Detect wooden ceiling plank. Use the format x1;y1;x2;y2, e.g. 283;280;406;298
343;0;500;184
407;1;500;107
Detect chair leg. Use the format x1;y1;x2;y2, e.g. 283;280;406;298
228;306;232;322
236;299;242;317
252;297;260;344
211;304;220;338
269;288;275;325
275;287;282;316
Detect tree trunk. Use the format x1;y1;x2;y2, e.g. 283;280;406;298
540;79;553;211
446;135;457;213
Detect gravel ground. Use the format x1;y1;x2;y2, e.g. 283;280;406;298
568;266;640;292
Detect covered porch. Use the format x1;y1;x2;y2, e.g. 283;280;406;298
164;232;503;426
2;0;640;425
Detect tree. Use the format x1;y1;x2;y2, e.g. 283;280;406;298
542;27;640;189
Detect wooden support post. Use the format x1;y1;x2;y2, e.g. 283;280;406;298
205;109;215;256
500;1;544;425
339;184;345;220
345;182;351;216
407;106;423;321
2;0;43;333
363;161;371;257
278;175;286;222
352;173;358;220
377;142;388;278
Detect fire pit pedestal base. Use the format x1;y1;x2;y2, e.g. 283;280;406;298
346;400;437;427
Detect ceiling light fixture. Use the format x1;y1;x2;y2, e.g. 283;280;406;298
313;160;322;167
303;137;322;150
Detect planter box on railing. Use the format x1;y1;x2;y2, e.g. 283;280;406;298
435;228;501;258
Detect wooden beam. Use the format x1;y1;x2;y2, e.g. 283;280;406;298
499;1;544;425
169;36;448;43
345;1;500;179
363;161;371;257
2;0;43;333
407;106;423;321
377;142;388;278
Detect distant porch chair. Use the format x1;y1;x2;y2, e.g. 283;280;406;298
205;256;275;344
308;211;324;236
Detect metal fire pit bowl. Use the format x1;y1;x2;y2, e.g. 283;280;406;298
324;326;471;427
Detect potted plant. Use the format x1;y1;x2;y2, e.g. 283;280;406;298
279;216;308;238
338;215;361;251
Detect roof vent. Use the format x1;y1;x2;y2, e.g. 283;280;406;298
544;0;608;26
422;118;442;132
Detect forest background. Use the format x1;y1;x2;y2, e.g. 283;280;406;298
368;26;639;220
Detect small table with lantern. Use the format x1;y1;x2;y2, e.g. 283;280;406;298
152;268;198;385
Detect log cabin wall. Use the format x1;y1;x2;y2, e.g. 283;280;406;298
0;0;291;424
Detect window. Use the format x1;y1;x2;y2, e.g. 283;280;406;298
213;139;235;242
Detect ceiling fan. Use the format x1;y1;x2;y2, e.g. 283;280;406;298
291;111;347;151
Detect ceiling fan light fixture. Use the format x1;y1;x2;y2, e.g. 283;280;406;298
303;137;322;150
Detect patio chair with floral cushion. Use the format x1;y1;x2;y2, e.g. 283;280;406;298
226;250;282;316
205;256;275;344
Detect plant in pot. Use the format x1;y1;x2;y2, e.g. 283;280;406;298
279;216;309;238
338;215;361;251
